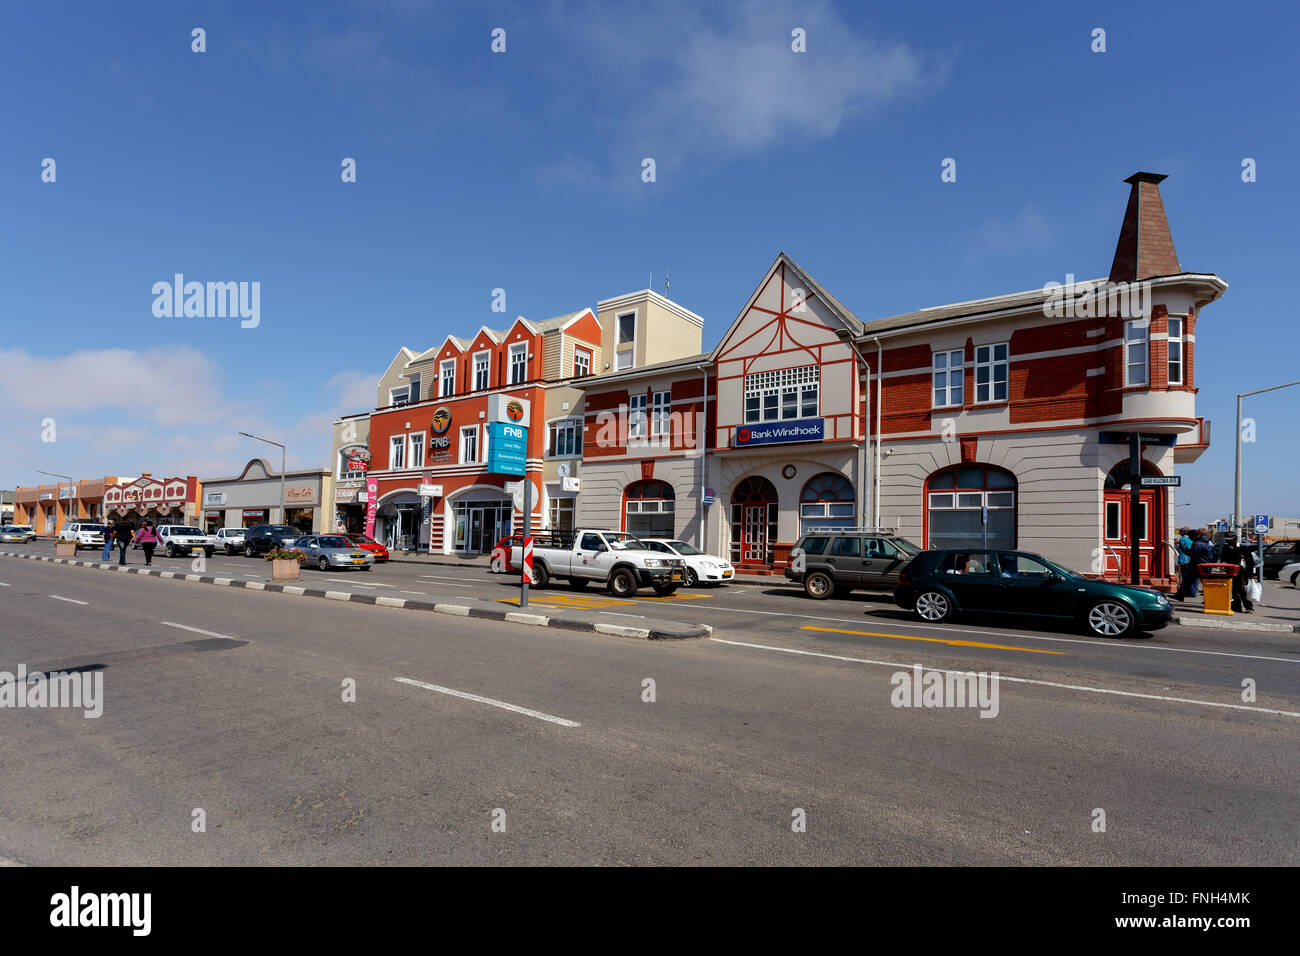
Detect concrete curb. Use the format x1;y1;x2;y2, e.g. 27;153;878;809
0;551;712;641
1172;613;1300;634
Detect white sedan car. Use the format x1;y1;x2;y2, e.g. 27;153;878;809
1280;561;1300;588
58;522;109;549
640;538;734;586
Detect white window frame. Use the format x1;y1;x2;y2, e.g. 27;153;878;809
1125;320;1149;387
932;350;963;408
408;373;421;403
973;343;1008;404
509;343;528;385
743;366;819;424
459;425;480;464
1167;317;1183;385
651;390;671;436
628;394;647;440
439;359;456;398
549;419;582;458
573;347;591;378
617;310;636;346
473;351;490;391
389;435;406;470
389;385;410;407
408;432;424;468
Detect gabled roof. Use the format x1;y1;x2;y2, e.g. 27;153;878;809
535;309;592;333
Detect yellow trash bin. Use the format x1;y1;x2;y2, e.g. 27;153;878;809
1198;562;1238;615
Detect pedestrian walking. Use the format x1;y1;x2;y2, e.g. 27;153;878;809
135;519;159;566
1183;529;1216;602
112;515;135;565
1174;530;1195;601
101;523;115;562
1219;534;1256;613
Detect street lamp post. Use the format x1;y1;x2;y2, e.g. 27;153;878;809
239;432;287;524
1233;380;1300;534
38;470;74;533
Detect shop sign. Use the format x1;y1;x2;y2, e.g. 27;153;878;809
59;487;72;499
418;484;443;497
733;418;825;448
429;407;454;452
561;477;580;492
365;479;379;538
205;492;227;506
487;422;527;475
242;509;266;520
488;393;530;425
284;486;316;503
40;493;52;501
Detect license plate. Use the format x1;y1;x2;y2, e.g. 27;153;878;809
723;570;733;578
671;571;682;581
351;559;365;564
190;547;203;555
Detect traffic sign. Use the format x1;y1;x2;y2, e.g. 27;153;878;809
1255;514;1270;534
1139;476;1181;487
524;536;534;578
1216;520;1229;532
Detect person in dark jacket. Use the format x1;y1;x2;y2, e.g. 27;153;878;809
1219;534;1255;613
112;516;135;565
1182;531;1217;601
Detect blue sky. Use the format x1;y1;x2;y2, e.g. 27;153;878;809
2;0;1296;526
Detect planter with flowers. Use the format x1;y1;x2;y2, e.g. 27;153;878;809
266;547;307;581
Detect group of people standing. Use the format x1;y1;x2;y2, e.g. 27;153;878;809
1175;529;1257;613
99;518;159;566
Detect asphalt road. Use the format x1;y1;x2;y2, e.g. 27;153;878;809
1;544;1298;865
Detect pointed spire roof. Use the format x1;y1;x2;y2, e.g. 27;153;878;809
1108;172;1181;283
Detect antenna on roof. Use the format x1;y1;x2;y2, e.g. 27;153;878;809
665;269;670;294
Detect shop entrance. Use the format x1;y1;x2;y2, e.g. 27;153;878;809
1102;461;1164;580
453;500;512;554
730;476;778;567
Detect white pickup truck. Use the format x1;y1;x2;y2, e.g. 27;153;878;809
508;530;686;596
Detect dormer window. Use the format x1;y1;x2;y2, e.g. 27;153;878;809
440;359;456;397
509;343;528;385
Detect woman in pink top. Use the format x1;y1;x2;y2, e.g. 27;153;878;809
134;520;160;565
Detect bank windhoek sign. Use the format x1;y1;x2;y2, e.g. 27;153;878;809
733;418;825;447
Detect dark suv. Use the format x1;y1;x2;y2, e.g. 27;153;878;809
1263;541;1300;579
894;548;1172;638
244;524;306;558
786;530;922;599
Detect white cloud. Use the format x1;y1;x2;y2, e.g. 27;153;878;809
973;205;1054;253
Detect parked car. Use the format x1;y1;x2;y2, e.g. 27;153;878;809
640;538;734;586
58;523;110;549
894;548;1172;639
1;525;37;543
290;535;375;571
244;524;307;558
344;533;390;562
214;527;246;554
509;529;684;596
1278;561;1300;588
489;532;560;573
1262;541;1300;579
156;525;216;558
786;529;923;599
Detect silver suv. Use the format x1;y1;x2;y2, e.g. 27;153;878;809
786;528;923;599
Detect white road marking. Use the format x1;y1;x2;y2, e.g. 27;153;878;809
349;583;395;589
394;677;580;727
0;582;10;587
599;611;647;619
48;595;89;605
400;590;427;595
710;637;1300;719
413;580;475;588
160;621;240;640
418;574;480;582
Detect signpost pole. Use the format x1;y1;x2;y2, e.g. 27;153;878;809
521;479;531;608
1128;432;1141;586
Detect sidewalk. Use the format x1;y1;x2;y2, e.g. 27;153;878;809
1170;578;1300;633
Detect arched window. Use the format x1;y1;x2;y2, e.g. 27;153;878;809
625;479;675;538
925;465;1016;550
799;472;855;534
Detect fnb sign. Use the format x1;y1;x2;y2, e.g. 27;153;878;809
734;418;824;447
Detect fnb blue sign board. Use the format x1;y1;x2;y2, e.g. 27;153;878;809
487;422;527;475
733;418;824;447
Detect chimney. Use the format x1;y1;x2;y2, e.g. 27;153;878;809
1108;172;1181;283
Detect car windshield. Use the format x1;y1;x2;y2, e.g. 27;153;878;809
1267;543;1294;553
318;536;351;548
890;538;922;556
348;534;378;544
222;528;243;535
271;526;299;535
605;533;644;551
171;527;203;535
665;541;704;555
1037;556;1085;579
81;524;108;532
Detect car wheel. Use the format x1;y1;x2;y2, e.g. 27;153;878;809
360;565;371;572
684;567;698;588
317;557;330;572
1291;571;1299;589
914;590;953;623
803;571;834;600
167;544;177;558
205;549;214;558
1087;600;1136;638
652;583;678;596
528;562;549;589
609;568;637;597
569;577;590;591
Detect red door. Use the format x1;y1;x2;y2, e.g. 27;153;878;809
731;476;778;568
1102;490;1161;580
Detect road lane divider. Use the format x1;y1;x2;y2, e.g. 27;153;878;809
48;595;89;605
800;626;1066;655
394;677;580;727
710;637;1300;720
160;622;240;640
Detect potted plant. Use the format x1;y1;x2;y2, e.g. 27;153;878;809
266;546;307;581
55;538;77;558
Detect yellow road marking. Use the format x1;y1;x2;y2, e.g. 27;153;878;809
800;626;1066;655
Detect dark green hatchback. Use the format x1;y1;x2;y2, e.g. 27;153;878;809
894;549;1172;638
